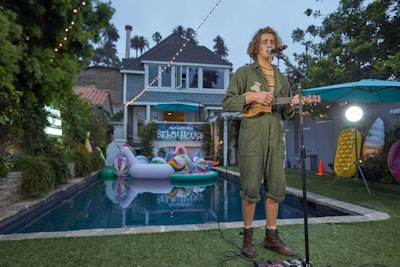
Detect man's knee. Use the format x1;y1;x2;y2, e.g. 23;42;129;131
241;190;261;203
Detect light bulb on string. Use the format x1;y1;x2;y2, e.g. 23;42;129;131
52;1;86;61
125;0;222;106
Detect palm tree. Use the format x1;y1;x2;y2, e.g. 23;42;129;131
173;25;198;44
102;24;119;43
173;25;185;38
185;27;198;45
90;24;121;67
152;32;162;45
213;35;229;59
131;35;149;57
138;36;149;55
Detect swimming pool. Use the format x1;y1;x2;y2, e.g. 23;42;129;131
0;174;348;235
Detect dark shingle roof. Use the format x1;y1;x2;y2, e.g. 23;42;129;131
122;33;232;71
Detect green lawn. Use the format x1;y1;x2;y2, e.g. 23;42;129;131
0;168;399;267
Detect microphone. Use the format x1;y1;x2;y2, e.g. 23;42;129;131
268;45;288;55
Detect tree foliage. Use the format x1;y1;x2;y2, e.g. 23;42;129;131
213;35;229;59
0;8;23;141
173;25;198;44
0;0;114;155
59;93;110;151
90;24;121;67
152;32;163;45
290;0;400;89
138;122;157;158
131;35;150;58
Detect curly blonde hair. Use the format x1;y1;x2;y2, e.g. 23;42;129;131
247;26;282;60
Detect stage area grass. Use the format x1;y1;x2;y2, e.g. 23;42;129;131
0;169;398;266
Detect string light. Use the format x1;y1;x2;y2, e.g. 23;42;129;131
51;1;86;61
125;0;222;106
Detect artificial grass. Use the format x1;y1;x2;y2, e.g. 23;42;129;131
0;169;399;266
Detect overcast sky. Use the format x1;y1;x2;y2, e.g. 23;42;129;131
109;0;340;70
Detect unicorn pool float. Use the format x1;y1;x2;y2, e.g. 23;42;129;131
104;177;174;209
116;144;175;179
103;177;174;227
104;177;136;210
107;144;219;180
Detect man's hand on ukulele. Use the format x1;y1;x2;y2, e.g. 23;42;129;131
290;94;303;107
255;91;274;105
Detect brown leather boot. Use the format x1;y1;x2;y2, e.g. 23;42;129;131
239;228;256;258
263;229;298;256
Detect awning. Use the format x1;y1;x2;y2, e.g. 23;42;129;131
154;102;202;112
304;79;400;103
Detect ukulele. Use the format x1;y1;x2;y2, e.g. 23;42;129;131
243;94;321;118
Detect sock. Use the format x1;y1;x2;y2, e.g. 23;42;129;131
244;225;252;229
266;225;276;230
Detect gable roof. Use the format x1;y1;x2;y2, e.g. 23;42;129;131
73;85;110;106
122;33;232;71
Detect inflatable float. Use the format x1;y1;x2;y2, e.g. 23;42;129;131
362;118;385;159
101;144;219;180
103;177;136;209
170;170;218;181
171;178;218;188
388;140;400;182
103;177;174;209
334;127;362;178
119;145;175;179
101;168;118;178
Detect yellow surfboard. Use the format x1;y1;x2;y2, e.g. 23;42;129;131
334;127;362;178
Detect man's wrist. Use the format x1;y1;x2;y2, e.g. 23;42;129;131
285;105;294;116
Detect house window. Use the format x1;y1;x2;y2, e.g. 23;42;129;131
176;65;182;88
188;67;198;88
181;69;187;88
148;65;172;88
177;65;188;89
148;65;159;86
203;68;224;89
161;65;171;87
150;64;226;90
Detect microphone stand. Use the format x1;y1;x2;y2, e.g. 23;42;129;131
276;52;313;267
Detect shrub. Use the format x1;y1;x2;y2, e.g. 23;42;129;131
90;148;105;171
199;123;212;157
0;154;10;179
0;147;14;179
43;139;73;184
112;110;124;121
362;154;395;184
138;122;157;158
72;149;93;177
15;155;55;196
47;157;71;185
361;124;400;184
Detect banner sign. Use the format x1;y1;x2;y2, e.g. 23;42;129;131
44;106;62;137
156;123;205;142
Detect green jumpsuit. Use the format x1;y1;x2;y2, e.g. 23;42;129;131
222;62;295;203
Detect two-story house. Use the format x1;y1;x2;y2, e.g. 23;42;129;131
115;32;232;161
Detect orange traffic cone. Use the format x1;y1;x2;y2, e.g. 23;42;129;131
316;159;327;176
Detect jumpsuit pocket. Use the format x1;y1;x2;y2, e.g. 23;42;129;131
238;118;261;156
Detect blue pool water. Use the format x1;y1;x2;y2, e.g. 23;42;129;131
0;175;347;234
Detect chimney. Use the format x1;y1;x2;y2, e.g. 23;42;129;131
125;25;132;59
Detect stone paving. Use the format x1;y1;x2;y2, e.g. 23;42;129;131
0;168;390;241
0;172;23;211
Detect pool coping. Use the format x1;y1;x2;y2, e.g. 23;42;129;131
0;168;390;241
